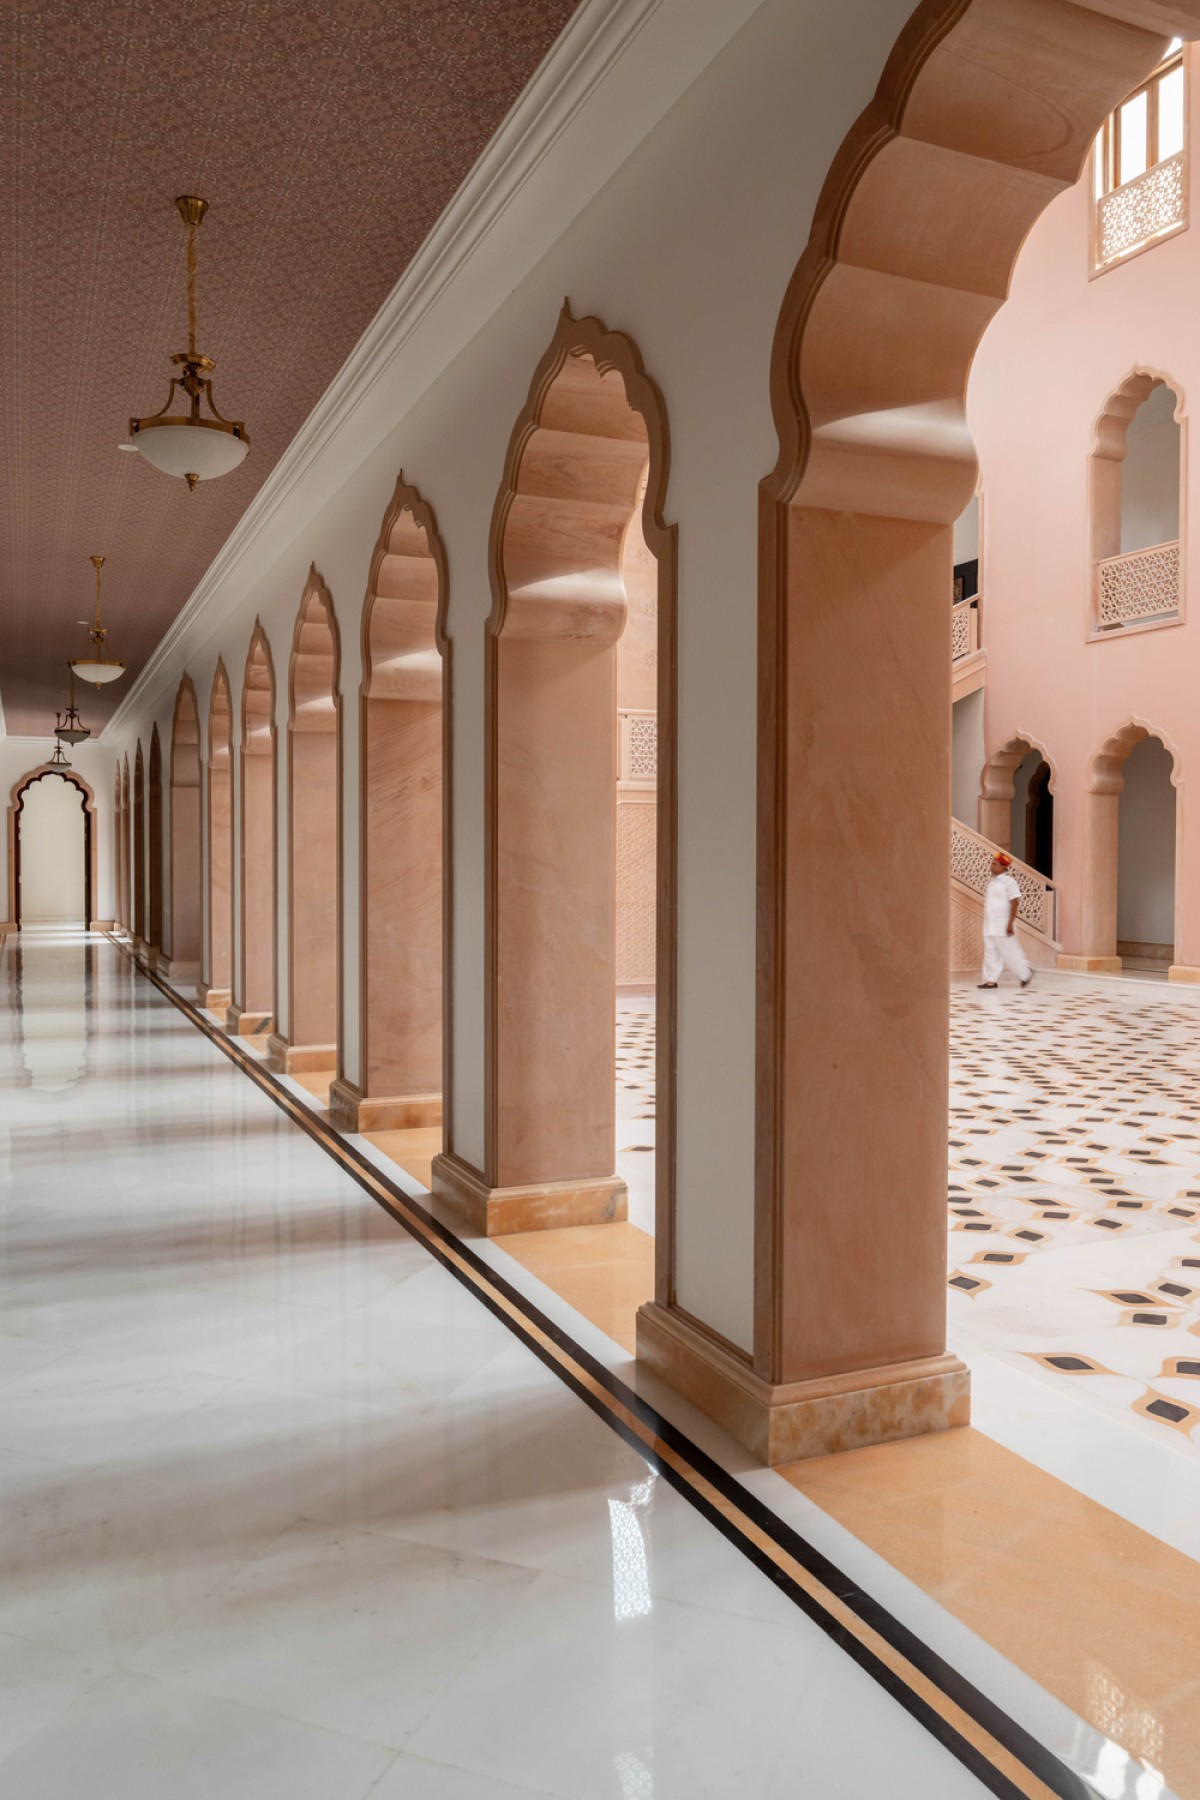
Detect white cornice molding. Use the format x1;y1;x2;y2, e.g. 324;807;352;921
102;0;763;741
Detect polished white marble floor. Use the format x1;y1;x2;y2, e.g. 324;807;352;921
0;930;990;1799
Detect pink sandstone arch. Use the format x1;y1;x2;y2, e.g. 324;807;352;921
147;725;164;958
228;623;277;1037
978;732;1058;850
635;0;1200;1467
132;742;146;946
330;475;449;1135
167;677;202;979
201;662;234;1010
431;305;678;1240
269;571;341;1075
1075;717;1182;971
6;765;97;929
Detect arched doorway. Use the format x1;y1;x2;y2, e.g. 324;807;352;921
7;767;95;927
269;571;340;1081
147;726;164;962
432;308;677;1241
133;743;146;948
979;735;1055;878
228;623;277;1038
330;477;448;1136
1081;721;1179;973
166;677;202;983
201;662;234;1011
634;1;1182;1465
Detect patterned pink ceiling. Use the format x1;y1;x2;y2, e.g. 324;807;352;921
0;0;579;736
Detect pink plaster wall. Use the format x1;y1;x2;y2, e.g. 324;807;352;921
966;52;1200;965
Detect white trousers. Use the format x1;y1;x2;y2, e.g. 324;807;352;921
982;933;1032;984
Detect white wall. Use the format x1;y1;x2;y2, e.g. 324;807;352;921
0;739;116;926
1117;736;1176;947
953;495;980;569
951;690;984;828
1121;382;1181;554
18;775;87;921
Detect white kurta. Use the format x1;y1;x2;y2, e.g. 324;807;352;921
981;872;1032;984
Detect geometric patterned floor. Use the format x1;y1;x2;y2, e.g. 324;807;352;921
948;982;1200;1451
616;987;1200;1450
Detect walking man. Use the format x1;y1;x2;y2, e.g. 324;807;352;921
979;850;1034;989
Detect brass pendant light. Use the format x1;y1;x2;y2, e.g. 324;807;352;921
55;667;92;745
48;737;72;770
70;555;126;687
129;196;250;491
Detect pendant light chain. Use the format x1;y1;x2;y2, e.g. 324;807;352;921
186;214;199;359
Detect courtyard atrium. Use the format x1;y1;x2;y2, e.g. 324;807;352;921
3;1;1200;1796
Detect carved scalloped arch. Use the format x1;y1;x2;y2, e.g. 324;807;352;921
488;303;674;641
289;567;341;728
208;659;233;766
241;619;277;753
765;0;1197;521
1090;715;1182;794
361;473;448;702
980;731;1058;803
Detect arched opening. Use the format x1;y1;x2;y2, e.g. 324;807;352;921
269;571;340;1084
1090;371;1184;633
330;477;447;1144
7;767;95;927
978;735;1056;880
112;765;123;930
201;662;234;1011
117;757;131;934
1082;721;1179;973
228;623;277;1039
633;1;1183;1467
432;307;676;1250
147;726;164;961
132;743;146;947
166;677;202;982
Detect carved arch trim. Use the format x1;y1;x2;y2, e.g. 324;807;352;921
7;764;98;929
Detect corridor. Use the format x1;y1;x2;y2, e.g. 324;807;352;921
0;932;986;1799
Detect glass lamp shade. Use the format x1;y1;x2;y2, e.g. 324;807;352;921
133;418;249;482
70;659;126;686
55;725;91;745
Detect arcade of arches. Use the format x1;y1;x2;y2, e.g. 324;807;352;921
7;3;1200;1796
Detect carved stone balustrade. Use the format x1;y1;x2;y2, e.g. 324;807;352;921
1094;540;1180;633
950;818;1056;939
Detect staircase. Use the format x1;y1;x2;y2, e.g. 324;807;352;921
950;818;1059;975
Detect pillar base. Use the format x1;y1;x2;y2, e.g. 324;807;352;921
328;1077;442;1134
635;1302;970;1466
430;1150;626;1236
90;919;116;933
225;1005;273;1037
1055;953;1122;974
266;1033;337;1075
1169;964;1200;984
159;957;200;984
196;984;232;1012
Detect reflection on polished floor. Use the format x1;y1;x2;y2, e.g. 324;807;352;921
0;931;990;1798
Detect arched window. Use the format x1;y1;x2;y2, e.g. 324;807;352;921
1092;42;1186;272
1090;373;1184;636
